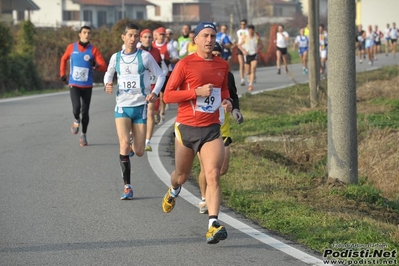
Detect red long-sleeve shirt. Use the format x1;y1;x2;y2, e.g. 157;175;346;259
164;53;230;127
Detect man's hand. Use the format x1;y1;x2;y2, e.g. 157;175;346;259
89;59;96;69
195;84;214;97
61;75;67;84
232;109;244;124
105;82;113;94
146;92;158;103
221;99;232;113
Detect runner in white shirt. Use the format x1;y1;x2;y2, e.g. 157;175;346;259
104;23;166;200
274;24;289;74
389;22;398;58
384;23;391;56
319;24;328;74
237;24;263;91
365;25;375;65
292;28;309;74
236;19;248;85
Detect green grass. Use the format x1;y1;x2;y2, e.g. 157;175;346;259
191;65;399;255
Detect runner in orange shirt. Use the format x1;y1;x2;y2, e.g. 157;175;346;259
161;22;232;244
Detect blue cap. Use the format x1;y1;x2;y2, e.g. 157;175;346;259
194;22;217;37
213;42;222;53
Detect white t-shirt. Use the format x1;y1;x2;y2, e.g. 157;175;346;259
103;49;166;107
276;31;289;48
384;27;391;39
389;28;398;39
295;35;308;48
242;35;258;55
237;28;248;44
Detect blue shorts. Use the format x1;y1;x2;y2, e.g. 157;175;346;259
365;40;374;49
114;105;147;124
299;47;308;55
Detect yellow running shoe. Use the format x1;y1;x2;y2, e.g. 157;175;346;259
162;186;179;213
206;221;228;244
145;144;152;152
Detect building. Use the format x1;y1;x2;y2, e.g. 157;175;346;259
356;0;399;31
0;0;40;25
28;0;153;28
146;0;213;25
300;0;328;18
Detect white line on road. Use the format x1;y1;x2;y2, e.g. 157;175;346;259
148;118;332;266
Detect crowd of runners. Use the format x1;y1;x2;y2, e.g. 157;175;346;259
61;19;397;245
356;22;398;65
60;21;247;245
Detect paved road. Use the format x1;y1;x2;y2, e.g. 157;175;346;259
0;54;397;266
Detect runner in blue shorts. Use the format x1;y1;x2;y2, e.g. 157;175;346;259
104;23;165;200
293;28;309;74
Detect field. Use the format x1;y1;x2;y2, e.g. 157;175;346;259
192;65;399;253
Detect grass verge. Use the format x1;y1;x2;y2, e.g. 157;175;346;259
192;65;399;255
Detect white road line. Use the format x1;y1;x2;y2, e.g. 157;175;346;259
148;118;332;266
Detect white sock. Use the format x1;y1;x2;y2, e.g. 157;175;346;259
170;186;181;197
208;218;218;228
146;139;150;145
124;184;131;188
201;197;205;201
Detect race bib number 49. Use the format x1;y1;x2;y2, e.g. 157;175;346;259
195;88;221;113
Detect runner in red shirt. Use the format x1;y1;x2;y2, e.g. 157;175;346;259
161;22;232;245
139;29;163;152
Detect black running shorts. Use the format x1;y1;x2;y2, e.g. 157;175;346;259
174;123;221;153
276;46;287;55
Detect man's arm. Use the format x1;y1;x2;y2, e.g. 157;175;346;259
92;46;107;72
60;43;73;78
227;72;239;110
163;61;196;104
168;44;180;64
103;54;116;85
145;54;166;96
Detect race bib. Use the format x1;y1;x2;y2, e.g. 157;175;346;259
358;36;364;42
150;74;157;85
72;66;89;81
118;74;141;94
195;88;221;113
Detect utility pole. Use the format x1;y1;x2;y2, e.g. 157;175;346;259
122;0;125;19
327;0;358;184
229;14;233;38
246;0;251;24
308;0;319;108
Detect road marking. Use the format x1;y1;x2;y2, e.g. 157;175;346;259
148;116;332;266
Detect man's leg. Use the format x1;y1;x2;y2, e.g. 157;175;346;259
276;50;281;74
250;60;257;85
197;153;208;214
69;86;81;134
282;54;288;72
162;136;195;213
199;137;224;220
238;54;245;85
131;122;146;157
200;137;228;244
220;145;230;176
145;102;155;151
115;117;134;199
80;88;93;134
